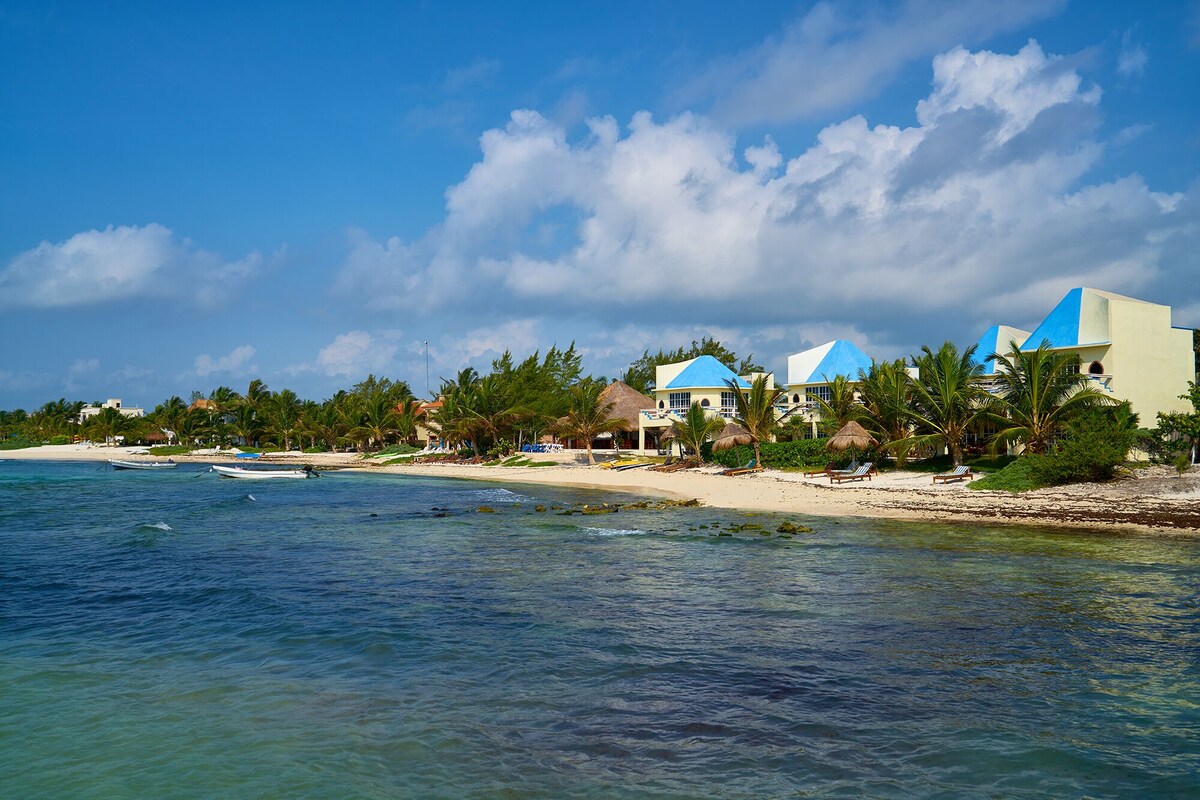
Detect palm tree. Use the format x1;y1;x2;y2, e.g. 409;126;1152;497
553;380;629;465
812;375;861;435
725;375;784;467
85;407;143;444
856;359;912;464
898;341;987;467
230;404;263;448
985;340;1114;455
153;396;188;444
668;402;726;463
267;389;302;451
347;393;403;451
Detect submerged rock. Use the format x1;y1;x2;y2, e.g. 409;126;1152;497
477;506;496;513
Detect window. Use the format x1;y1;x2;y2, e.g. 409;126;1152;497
658;400;665;409
806;386;831;403
720;391;737;417
792;393;800;404
668;392;691;411
700;398;710;407
1089;361;1104;375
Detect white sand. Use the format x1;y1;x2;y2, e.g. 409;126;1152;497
5;445;1197;534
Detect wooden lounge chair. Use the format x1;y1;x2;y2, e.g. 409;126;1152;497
830;462;874;484
828;459;861;476
932;465;974;484
722;459;763;476
803;464;835;477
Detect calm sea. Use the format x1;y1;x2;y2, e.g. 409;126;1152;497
1;460;1197;799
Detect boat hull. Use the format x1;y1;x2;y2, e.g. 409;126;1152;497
109;460;178;470
210;465;317;479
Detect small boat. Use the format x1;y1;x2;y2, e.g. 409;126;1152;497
109;459;178;470
210;464;318;480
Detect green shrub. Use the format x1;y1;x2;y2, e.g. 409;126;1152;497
148;445;192;456
302;445;327;454
968;457;1049;492
375;443;419;456
706;439;864;470
0;436;41;450
48;434;71;445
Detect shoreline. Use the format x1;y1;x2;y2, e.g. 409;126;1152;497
5;445;1199;536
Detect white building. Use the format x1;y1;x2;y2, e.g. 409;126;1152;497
78;398;145;424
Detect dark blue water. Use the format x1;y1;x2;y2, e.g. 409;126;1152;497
1;460;1198;798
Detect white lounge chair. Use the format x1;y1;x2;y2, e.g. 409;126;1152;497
830;462;874;484
933;465;974;484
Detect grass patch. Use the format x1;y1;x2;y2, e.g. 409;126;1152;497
302;446;327;454
148;445;192;456
968;458;1048;492
375;443;420;456
0;436;41;450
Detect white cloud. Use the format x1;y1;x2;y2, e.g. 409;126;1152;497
0;224;265;309
685;0;1065;125
315;331;399;377
1117;30;1148;78
194;345;257;378
337;42;1199;362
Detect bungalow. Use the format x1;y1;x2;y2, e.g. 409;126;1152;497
636;355;771;450
783;340;873;439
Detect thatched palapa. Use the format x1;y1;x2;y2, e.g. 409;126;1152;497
712;422;754;452
825;420;877;452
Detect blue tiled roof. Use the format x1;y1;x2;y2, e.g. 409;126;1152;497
1022;287;1082;349
795;340;872;384
664;355;750;389
971;325;1003;374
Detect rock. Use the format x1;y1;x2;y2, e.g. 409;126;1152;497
534;505;546;512
477;506;496;513
776;522;813;534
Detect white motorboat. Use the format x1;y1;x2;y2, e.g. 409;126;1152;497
210;464;318;480
109;459;178;470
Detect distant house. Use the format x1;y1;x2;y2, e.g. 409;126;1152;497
783;340;874;438
973;288;1193;422
413;399;443;447
78;398;145;424
635;355;773;450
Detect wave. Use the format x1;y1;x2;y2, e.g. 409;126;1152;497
583;527;649;537
138;522;173;532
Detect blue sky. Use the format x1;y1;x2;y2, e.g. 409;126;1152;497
2;1;1199;408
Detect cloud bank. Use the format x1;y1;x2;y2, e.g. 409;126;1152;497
340;41;1198;357
0;223;263;308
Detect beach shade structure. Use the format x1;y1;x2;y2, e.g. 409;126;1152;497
712;422;754;453
825;421;877;452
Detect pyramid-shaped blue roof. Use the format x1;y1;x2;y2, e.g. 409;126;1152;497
970;325;1004;374
1022;287;1082;349
971;325;1032;374
664;355;750;390
791;340;872;384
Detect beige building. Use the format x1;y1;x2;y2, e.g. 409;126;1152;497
981;288;1193;422
781;340;875;439
636;355;773;450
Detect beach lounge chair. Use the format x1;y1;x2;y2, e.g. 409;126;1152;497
803;464;835;477
828;459;860;476
932;465;974;484
830;462;874;484
722;459;763;477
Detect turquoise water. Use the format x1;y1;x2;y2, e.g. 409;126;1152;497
1;461;1198;799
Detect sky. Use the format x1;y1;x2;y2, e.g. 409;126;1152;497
2;0;1199;409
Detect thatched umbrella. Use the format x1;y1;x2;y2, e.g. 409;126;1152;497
825;420;877;452
711;422;754;453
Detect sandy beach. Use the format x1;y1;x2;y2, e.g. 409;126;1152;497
9;444;1198;535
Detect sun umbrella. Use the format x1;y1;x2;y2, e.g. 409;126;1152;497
825;420;877;452
712;422;754;453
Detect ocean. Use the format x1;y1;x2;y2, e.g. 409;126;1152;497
1;459;1197;799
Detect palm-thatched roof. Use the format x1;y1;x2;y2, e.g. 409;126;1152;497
712;422;754;452
825;420;877;452
598;380;654;430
